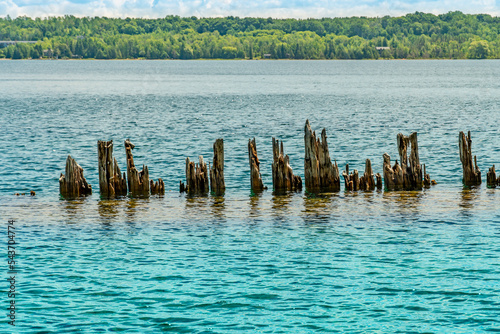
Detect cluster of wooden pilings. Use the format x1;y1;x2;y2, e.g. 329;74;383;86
59;121;500;199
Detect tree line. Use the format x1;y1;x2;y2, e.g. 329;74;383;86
0;11;498;60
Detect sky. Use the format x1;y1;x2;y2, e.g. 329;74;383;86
0;0;499;19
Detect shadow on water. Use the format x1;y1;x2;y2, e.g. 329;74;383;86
302;192;337;224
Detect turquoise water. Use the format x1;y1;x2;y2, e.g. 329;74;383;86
1;60;500;332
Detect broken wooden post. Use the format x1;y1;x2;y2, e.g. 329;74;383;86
361;159;376;191
248;138;264;192
183;156;209;194
97;140;127;197
150;178;165;195
342;164;359;191
459;131;481;186
375;173;382;190
124;139;150;196
487;165;500;188
304;120;340;193
397;132;423;190
423;164;431;188
59;155;92;198
384;132;429;191
272;137;302;192
210;138;225;195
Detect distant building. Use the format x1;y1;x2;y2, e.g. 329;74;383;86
263;53;271;58
375;47;390;51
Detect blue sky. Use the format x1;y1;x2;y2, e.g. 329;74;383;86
1;0;499;18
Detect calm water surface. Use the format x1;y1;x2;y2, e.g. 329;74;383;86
0;60;499;332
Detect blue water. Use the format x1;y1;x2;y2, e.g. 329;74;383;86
1;60;499;332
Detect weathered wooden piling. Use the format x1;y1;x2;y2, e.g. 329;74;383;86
384;132;428;191
459;131;481;186
59;155;92;197
210;138;225;195
272;137;302;192
248;138;264;192
124;139;150;196
182;156;209;194
344;159;377;191
361;159;376;191
342;164;359;191
150;178;165;195
375;173;383;190
304;120;340;193
487;165;500;187
97;140;127;197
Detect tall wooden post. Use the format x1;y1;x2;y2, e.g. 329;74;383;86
272;137;302;192
304;120;340;193
124;139;150;196
459;131;481;186
183;156;209;194
248;138;264;192
97;140;127;197
210;138;225;195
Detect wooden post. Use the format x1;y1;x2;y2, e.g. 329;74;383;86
459;131;481;186
248;138;264;192
97;140;127;197
423;164;431;188
342;164;359;191
361;159;376;191
184;156;209;194
487;165;499;188
375;173;382;190
304;120;340;193
59;155;92;198
397;132;423;190
124;139;150;196
272;137;302;192
383;153;405;190
210;138;225;195
150;178;165;195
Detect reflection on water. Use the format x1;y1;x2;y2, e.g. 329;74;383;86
382;190;424;217
60;196;90;224
98;199;121;221
302;192;336;224
210;195;226;221
125;197;150;221
459;187;480;216
249;192;263;218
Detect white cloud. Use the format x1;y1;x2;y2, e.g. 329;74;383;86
1;0;499;18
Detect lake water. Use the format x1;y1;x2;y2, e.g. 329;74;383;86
1;60;499;332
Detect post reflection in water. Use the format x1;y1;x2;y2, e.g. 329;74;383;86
382;190;424;217
60;196;89;223
249;191;263;219
459;187;480;216
210;195;226;221
125;196;150;222
184;193;210;219
302;192;336;224
97;199;121;223
271;191;293;222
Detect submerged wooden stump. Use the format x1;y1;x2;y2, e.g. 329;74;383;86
342;164;359;191
375;173;383;190
272;137;302;192
304;120;340;193
150;178;165;195
59;155;92;198
486;165;500;188
360;159;376;191
459;131;481;186
183;156;209;194
124;139;150;196
384;132;428;191
248;138;264;192
210;139;225;195
97;140;127;197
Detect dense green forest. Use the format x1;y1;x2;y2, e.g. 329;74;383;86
0;11;498;60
